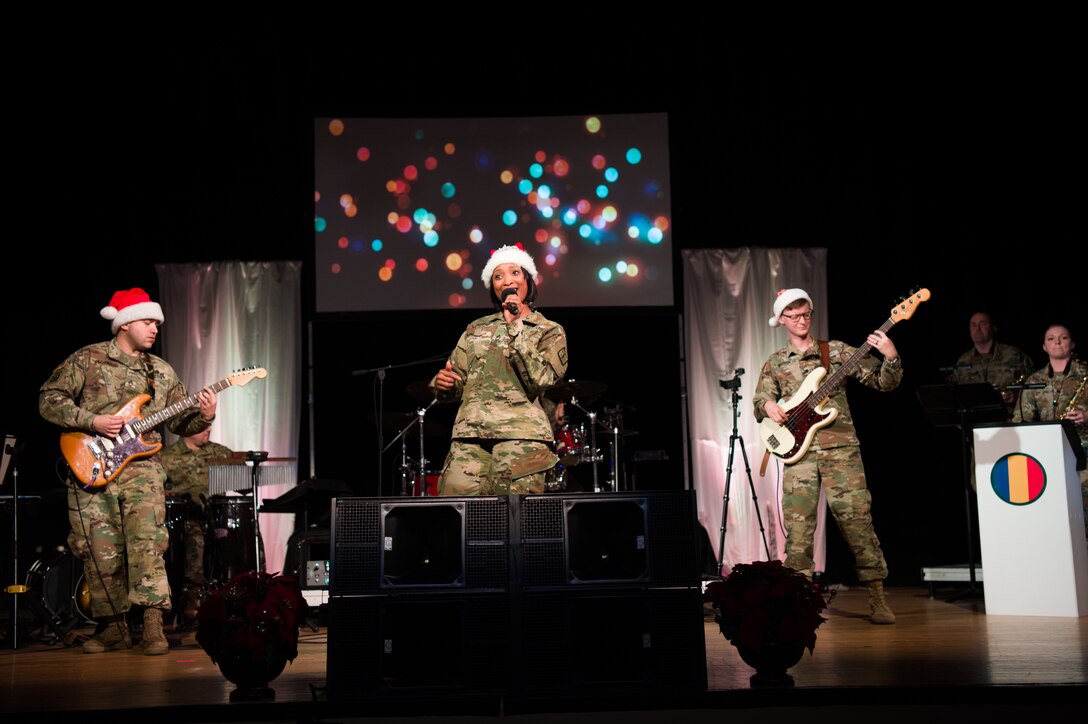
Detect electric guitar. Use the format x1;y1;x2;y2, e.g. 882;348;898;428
758;289;930;464
60;367;267;490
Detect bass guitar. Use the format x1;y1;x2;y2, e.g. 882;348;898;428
758;290;930;464
61;367;267;490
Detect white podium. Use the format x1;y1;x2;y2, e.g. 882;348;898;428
973;421;1088;616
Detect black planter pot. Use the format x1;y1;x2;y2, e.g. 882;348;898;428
732;639;805;687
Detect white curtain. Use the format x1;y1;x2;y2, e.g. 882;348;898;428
682;248;830;575
156;261;303;577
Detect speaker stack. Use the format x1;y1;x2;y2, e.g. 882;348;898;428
326;491;706;703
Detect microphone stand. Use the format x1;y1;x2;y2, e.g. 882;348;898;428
716;370;771;577
247;451;269;573
353;353;448;496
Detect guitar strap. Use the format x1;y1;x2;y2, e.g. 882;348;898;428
759;340;830;477
142;352;157;400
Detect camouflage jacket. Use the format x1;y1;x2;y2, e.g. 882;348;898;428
431;310;568;441
39;339;208;447
1011;357;1088;446
161;439;235;503
752;338;904;451
952;342;1034;416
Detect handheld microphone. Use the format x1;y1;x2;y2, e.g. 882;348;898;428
501;287;520;316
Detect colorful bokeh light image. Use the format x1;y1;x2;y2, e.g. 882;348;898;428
314;113;672;312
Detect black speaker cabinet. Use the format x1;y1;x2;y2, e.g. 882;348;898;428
516;587;707;694
326;593;511;700
518;490;700;590
331;496;509;595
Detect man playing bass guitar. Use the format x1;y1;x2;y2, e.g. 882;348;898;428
752;288;902;625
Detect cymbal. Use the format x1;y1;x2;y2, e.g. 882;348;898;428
406;379;436;402
368;412;449;437
543;379;607;401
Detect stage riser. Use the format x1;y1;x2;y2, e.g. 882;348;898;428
325;589;706;699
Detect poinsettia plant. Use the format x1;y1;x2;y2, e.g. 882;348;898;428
704;559;827;655
196;571;310;674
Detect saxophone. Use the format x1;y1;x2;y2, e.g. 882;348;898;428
1059;371;1088;420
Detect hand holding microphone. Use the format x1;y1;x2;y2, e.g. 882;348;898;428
501;287;521;318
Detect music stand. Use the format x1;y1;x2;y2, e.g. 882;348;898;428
916;383;1007;601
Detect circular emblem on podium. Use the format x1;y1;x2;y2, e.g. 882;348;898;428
990;453;1047;505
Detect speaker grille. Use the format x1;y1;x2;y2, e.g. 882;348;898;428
519;491;700;590
332;496;509;595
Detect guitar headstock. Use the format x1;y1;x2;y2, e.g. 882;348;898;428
889;288;931;323
228;367;268;387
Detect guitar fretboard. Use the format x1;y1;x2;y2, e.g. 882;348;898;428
131;377;233;434
809;317;896;404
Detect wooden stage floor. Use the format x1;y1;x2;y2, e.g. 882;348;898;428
2;585;1086;722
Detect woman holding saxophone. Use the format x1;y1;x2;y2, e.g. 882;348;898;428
1012;323;1088;539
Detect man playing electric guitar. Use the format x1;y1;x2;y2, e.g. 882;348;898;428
39;287;218;655
752;288;902;625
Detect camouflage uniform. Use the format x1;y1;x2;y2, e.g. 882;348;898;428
161;438;234;590
39;339;210;617
1011;358;1088;535
430;310;568;495
752;339;903;582
951;342;1034;418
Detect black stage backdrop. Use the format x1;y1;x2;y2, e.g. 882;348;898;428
3;28;1080;586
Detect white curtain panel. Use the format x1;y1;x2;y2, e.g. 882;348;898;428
681;248;830;575
156;261;303;578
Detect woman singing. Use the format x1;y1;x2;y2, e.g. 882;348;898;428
430;244;568;495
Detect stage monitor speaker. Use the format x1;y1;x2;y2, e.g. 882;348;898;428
517;587;707;694
326;593;511;700
331;496;509;596
518;490;700;590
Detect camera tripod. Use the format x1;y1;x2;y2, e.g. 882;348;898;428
716;370;771;576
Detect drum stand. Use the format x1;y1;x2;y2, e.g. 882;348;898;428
716;371;770;577
384;398;437;496
567;396;604;491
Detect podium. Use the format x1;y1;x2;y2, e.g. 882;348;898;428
973;420;1088;616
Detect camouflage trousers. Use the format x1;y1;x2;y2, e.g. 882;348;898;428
67;460;173;617
781;445;888;583
438;439;558;496
181;517;206;588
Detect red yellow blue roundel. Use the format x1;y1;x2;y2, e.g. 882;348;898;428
990;453;1047;505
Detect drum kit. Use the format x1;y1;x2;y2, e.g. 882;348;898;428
388;376;637;494
541;378;637;493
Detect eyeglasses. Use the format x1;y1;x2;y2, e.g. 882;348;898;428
780;311;813;321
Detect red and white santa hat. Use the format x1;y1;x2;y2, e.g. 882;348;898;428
100;287;164;334
768;288;813;327
481;243;539;289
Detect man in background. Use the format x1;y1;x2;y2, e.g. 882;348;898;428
162;425;235;625
950;311;1033;418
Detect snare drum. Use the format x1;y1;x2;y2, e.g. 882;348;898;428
204;495;260;586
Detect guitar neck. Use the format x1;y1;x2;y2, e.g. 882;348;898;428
131;377;233;435
811;317;896;401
